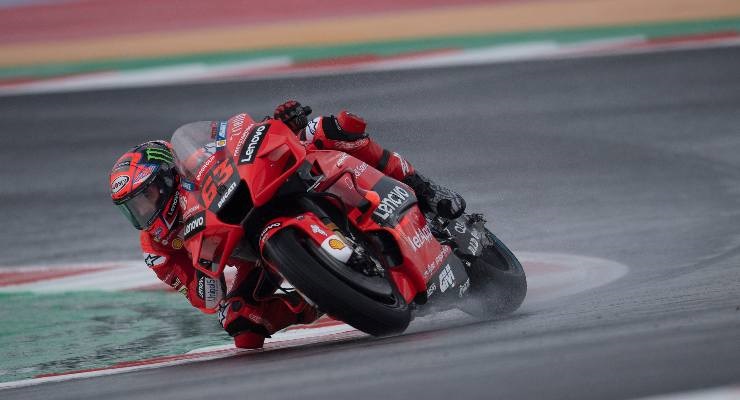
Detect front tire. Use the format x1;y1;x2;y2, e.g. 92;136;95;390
462;229;527;317
264;229;411;336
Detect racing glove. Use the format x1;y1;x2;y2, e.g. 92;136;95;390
274;100;312;133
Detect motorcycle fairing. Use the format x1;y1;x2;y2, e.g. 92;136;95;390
181;201;244;279
367;176;416;227
421;249;470;302
307;151;466;301
227;121;306;207
174;117;307;278
257;213;352;265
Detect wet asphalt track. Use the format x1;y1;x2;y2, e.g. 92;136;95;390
2;46;740;399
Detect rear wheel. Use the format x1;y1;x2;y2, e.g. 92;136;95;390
461;229;527;317
264;229;411;336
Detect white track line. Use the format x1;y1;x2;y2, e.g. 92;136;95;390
631;385;740;400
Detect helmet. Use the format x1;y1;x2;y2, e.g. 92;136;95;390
109;141;180;239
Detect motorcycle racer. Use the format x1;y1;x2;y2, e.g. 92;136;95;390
109;101;466;349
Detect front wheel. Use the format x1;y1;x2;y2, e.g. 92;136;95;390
264;229;411;336
461;229;527;317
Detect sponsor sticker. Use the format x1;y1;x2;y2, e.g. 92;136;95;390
165;192;180;220
353;162;368;178
332;138;368;151
111;175;129;194
259;222;282;244
196;155;216;182
458;278;470;298
468;237;480;255
145;148;173;163
439;264;455;293
406;224;433;252
216;181;238;209
171;238;183;250
181;179;195;191
328;238;346;250
311;224;328;237
171;277;186;295
372;180;413;223
426;282;437;298
239;124;270;164
321;235;352;263
423;245;452;278
216;121;228;149
144;253;166;268
113;159;131;171
197;275;220;308
133;164;157;186
183;204;202;219
233;123;254;157
197;276;206;299
184;211;206;240
336;152;350;167
231;113;246;136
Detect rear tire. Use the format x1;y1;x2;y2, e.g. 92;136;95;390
264;229;411;336
461;229;527;317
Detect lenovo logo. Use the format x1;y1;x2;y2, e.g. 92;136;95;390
373;185;411;220
239;124;270;164
184;212;205;239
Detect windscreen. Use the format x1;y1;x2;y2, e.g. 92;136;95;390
170;121;224;183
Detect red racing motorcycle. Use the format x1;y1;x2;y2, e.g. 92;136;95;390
170;113;526;336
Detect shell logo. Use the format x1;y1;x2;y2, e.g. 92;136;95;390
328;238;346;250
171;238;184;250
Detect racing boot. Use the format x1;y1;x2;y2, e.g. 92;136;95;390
403;172;466;220
218;292;320;349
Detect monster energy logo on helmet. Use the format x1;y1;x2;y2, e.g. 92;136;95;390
145;148;174;163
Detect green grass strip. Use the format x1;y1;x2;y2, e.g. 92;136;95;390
0;291;227;383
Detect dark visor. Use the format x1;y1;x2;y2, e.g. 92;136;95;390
116;172;174;230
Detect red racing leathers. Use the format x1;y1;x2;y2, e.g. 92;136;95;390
139;110;418;349
301;111;415;182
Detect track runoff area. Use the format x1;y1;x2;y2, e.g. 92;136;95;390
0;252;628;389
1;36;739;400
